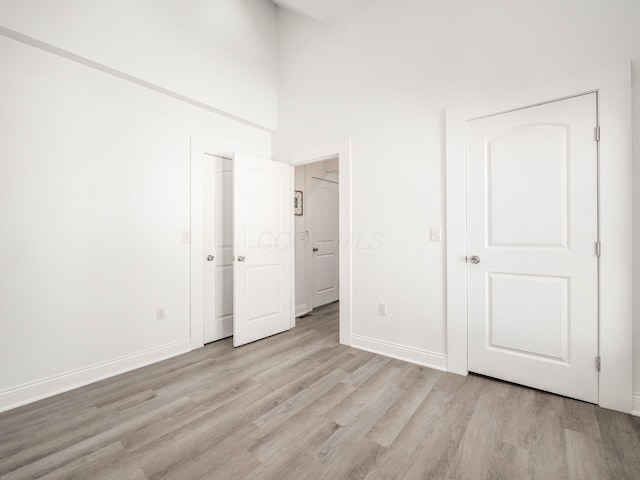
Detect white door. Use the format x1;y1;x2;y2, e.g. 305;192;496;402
233;153;293;347
203;154;233;343
466;93;599;403
307;163;340;308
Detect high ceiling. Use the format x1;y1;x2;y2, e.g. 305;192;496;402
271;0;374;25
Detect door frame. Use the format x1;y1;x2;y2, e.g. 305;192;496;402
190;136;236;349
445;62;632;412
278;138;353;346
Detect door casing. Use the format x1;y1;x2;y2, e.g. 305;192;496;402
445;61;632;413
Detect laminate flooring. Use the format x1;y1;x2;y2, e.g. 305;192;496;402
1;301;639;479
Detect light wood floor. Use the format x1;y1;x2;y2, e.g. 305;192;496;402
1;302;639;480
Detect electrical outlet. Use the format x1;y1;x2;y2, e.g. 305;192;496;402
157;307;166;321
430;226;441;242
378;302;388;316
181;231;191;244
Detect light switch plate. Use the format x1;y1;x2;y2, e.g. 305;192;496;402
430;226;441;242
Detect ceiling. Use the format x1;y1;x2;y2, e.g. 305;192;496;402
271;0;374;25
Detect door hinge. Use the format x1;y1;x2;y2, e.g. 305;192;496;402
595;241;601;257
595;125;601;142
596;356;601;372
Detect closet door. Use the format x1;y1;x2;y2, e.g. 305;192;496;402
203;154;233;343
233;153;293;347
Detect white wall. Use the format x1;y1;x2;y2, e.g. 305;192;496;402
275;0;640;395
0;0;278;129
0;7;273;408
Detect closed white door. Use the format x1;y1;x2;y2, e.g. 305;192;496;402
307;163;340;308
203;154;233;343
466;93;599;403
233;153;293;347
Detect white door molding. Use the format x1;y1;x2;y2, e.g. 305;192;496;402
277;138;353;346
190;137;235;350
445;62;632;412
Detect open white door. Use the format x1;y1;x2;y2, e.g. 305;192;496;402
233;153;293;347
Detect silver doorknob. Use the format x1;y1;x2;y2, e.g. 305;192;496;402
206;255;214;262
312;247;319;252
237;256;245;262
469;256;480;264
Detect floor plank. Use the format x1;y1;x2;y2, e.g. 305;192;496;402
1;301;639;480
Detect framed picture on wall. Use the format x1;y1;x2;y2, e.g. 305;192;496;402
294;190;303;216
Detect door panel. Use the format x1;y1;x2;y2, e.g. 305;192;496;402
488;273;569;362
246;265;281;320
487;125;569;248
204;154;233;343
307;163;339;308
233;153;292;347
466;93;598;403
245;170;281;247
317;254;337;292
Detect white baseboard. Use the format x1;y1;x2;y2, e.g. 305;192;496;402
0;339;191;413
296;304;310;317
632;393;640;417
351;334;447;372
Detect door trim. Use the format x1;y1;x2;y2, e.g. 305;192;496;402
190;136;236;350
278;138;353;346
445;61;632;412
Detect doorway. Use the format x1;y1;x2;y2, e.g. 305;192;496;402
294;158;340;317
445;62;632;412
190;139;294;349
280;137;353;347
191;137;354;355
